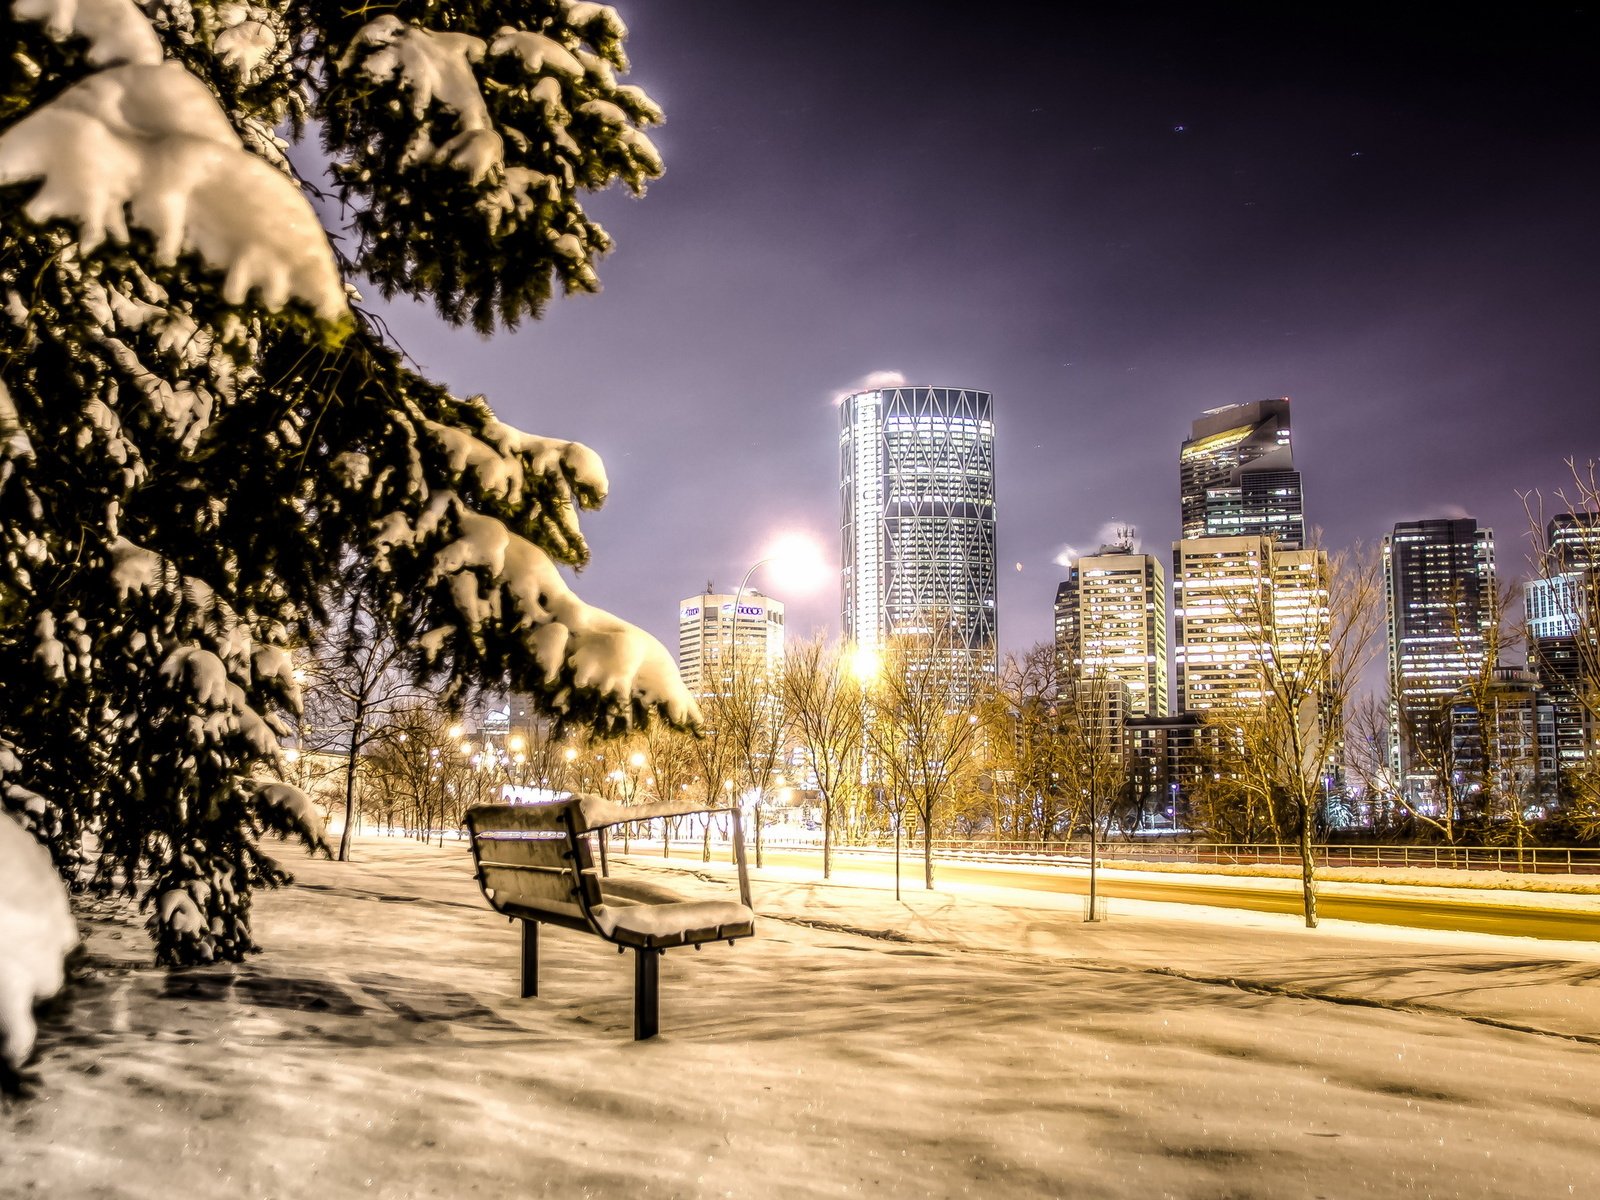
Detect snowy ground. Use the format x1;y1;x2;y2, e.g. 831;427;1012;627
5;836;1600;1199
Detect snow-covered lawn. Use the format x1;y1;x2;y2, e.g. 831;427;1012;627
6;835;1600;1199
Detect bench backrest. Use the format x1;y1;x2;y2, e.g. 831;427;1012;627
465;802;602;923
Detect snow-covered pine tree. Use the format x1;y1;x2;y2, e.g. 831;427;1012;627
0;0;693;966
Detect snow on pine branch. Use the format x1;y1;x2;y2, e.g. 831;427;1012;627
211;5;280;82
374;488;696;729
0;810;78;1079
335;5;662;263
0;53;347;321
0;379;35;474
422;419;607;509
488;28;585;80
252;781;328;855
342;16;504;184
109;536;302;756
12;0;163;68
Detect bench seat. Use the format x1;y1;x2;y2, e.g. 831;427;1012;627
591;898;756;947
465;794;755;1038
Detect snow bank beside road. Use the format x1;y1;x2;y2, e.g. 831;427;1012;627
0;811;78;1078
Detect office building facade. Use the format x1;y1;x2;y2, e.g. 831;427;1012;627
677;588;785;698
1526;512;1600;767
1172;535;1329;713
1446;666;1561;814
1383;518;1497;793
1179;398;1305;548
1054;540;1169;718
840;384;997;697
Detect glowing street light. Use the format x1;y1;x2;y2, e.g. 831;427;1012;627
729;533;830;871
849;644;880;683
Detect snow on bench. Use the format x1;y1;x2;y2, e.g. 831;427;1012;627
465;795;755;1039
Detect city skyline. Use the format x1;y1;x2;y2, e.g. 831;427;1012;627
366;2;1600;660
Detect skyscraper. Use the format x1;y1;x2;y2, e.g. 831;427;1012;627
1179;398;1304;549
1172;535;1328;713
1526;512;1600;767
1054;537;1169;718
1172;399;1322;725
1549;512;1600;571
1383;517;1497;792
676;587;785;698
840;384;997;696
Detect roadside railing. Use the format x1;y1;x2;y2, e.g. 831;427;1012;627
745;836;1600;875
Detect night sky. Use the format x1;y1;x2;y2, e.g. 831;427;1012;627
371;1;1600;658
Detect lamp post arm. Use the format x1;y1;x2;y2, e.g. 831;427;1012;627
732;557;773;627
728;555;775;869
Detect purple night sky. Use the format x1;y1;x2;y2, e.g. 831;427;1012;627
367;2;1600;658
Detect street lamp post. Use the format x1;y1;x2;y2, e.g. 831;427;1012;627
723;537;827;872
724;558;773;869
846;644;879;885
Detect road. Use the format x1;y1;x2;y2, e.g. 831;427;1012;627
751;847;1600;943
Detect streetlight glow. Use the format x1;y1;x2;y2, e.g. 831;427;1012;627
760;533;830;594
849;644;880;682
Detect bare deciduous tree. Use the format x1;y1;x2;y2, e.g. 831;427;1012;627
1218;539;1383;927
702;646;783;867
641;720;698;857
862;630;986;890
976;645;1071;847
780;635;866;878
1523;459;1600;837
300;592;426;861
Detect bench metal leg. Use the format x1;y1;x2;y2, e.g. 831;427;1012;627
521;920;538;999
634;949;660;1040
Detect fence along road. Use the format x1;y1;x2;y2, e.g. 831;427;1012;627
745;845;1600;943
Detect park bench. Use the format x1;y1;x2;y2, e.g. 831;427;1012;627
464;795;755;1039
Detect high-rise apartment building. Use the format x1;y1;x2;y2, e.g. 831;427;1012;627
840;384;997;697
1054;538;1169;718
1179;398;1304;548
1549;512;1600;571
1526;512;1600;767
1383;518;1496;791
1172;535;1329;713
1446;665;1560;810
676;588;785;698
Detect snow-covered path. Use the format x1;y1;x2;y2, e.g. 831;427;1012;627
6;836;1600;1199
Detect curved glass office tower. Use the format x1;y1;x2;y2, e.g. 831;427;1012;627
839;385;997;697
